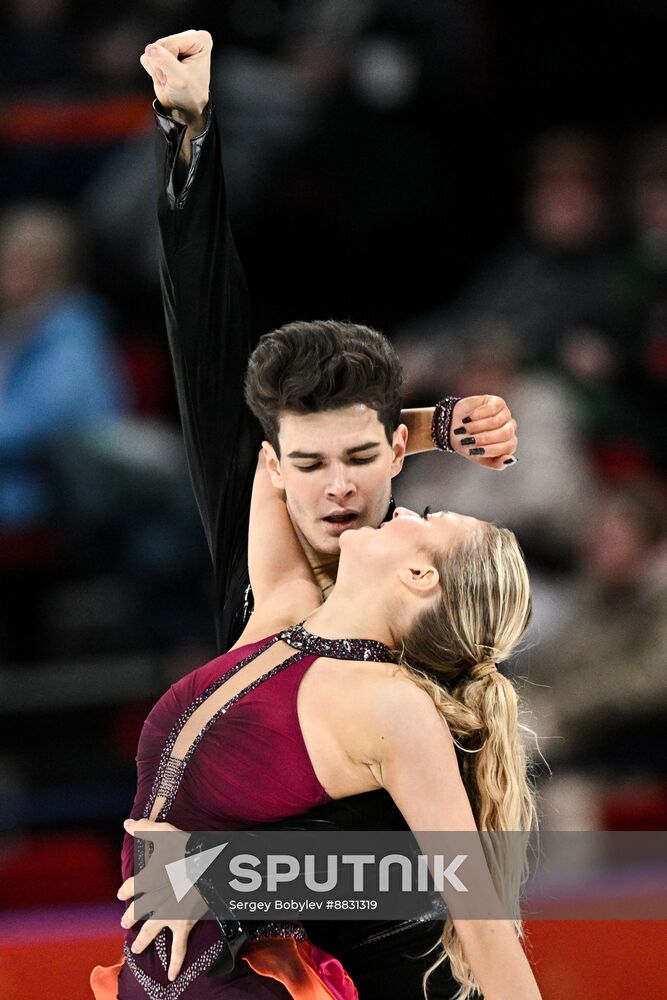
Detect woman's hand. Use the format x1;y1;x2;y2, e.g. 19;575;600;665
450;395;518;469
118;817;208;982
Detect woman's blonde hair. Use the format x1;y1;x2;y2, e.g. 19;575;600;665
400;522;536;999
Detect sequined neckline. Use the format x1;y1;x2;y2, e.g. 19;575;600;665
279;621;395;663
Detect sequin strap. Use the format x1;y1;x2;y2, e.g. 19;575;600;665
143;634;279;820
144;625;394;822
145;642;310;821
280;622;395;663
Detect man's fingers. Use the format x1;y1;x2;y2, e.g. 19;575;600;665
130;919;164;955
139;52;165;86
144;43;185;83
117;876;135;901
155;29;213;59
125;817;179;835
168;928;190;982
120;900;137;929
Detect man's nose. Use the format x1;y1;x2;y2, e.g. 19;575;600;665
325;464;356;500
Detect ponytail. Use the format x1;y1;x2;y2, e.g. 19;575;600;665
400;524;536;999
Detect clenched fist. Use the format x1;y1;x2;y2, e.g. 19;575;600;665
450;395;518;470
140;29;212;130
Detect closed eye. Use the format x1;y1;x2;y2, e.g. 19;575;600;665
421;506;432;521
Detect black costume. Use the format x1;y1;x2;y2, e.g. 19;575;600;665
154;103;461;999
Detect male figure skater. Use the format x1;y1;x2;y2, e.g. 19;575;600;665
142;29;517;651
132;29;518;998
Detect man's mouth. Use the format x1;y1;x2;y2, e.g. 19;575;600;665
322;511;359;529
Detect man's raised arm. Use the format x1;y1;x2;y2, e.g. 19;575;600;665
141;31;262;648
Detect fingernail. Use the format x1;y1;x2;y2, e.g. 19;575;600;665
462;416;472;424
503;457;518;465
124;819;135;829
131;943;139;953
146;44;159;55
469;447;485;456
453;426;466;435
460;436;475;446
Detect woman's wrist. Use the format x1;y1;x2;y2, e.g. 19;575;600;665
402;399;462;455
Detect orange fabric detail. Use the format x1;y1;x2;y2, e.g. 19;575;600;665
88;938;358;999
90;956;124;999
242;938;358;1000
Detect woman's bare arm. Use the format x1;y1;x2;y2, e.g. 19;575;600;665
401;397;518;469
247;452;321;621
348;679;542;1000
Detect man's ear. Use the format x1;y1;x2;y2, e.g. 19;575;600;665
262;441;284;489
390;424;409;478
397;563;440;598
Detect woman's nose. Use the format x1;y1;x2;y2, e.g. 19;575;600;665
393;506;409;519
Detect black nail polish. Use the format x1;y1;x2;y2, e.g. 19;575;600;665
462;416;472;424
453;426;466;435
461;436;475;446
503;457;518;465
469;447;485;456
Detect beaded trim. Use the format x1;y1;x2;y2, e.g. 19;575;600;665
249;921;306;941
154;930;168;971
431;396;462;453
146;651;307;821
144;625;396;821
124;939;226;999
350;910;446;950
124;923;307;998
143;633;280;820
280;622;394;663
156;756;186;806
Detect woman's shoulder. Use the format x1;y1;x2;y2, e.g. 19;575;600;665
309;656;437;721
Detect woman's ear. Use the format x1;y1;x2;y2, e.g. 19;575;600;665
262;441;284;489
397;563;440;597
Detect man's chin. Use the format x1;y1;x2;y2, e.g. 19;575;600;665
311;528;344;557
311;519;366;556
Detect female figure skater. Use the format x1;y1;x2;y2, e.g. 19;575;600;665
92;451;541;1000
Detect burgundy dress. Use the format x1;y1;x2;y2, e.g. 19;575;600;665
114;624;392;999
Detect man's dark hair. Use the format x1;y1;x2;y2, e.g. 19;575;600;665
244;320;404;453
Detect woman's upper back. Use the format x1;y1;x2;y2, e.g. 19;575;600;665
130;635;332;832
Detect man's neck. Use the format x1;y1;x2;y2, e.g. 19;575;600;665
293;524;339;599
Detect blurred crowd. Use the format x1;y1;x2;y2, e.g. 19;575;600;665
1;0;666;909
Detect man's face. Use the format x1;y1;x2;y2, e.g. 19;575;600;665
264;404;407;558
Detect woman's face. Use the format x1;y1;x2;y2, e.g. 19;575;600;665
339;505;483;575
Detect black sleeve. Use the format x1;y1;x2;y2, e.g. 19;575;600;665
155;103;261;650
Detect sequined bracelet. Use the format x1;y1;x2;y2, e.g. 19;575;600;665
431;396;462;452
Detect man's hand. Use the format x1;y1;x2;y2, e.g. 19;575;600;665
450;395;518;470
118;817;206;982
140;29;212;131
